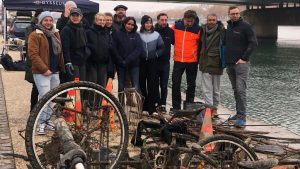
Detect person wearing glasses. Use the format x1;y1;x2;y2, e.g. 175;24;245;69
198;13;225;119
226;6;258;127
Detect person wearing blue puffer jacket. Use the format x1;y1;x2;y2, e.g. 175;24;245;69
138;15;165;115
112;16;142;95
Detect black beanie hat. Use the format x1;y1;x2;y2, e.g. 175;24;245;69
141;15;152;25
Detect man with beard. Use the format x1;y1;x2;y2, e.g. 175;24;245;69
113;5;128;31
154;13;174;113
198;13;225;118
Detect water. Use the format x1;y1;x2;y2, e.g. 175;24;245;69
171;26;300;134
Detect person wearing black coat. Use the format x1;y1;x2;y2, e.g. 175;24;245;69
56;1;90;30
154;13;174;113
225;6;257;128
60;8;90;81
86;13;113;87
112;16;142;94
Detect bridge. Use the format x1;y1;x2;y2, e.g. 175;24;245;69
109;0;300;38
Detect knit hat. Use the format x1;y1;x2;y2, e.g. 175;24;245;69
70;8;83;16
141;15;152;25
38;11;53;24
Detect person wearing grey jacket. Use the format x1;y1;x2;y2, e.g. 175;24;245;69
139;15;165;115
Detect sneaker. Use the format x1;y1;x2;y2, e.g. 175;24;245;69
37;123;46;135
157;105;167;113
228;114;239;121
46;120;55;131
234;118;246;128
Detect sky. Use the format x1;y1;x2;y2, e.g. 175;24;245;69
93;0;199;13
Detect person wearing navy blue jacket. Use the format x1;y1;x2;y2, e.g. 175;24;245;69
226;6;258;128
154;13;174;113
139;15;165;114
112;16;142;94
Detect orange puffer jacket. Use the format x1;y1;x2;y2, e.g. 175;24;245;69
172;19;201;63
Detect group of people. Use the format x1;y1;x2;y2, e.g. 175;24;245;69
25;1;257;134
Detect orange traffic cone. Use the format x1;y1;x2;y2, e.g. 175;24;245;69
199;107;214;152
74;77;83;128
96;78;116;131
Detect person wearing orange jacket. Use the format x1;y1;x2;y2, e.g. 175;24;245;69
171;10;201;111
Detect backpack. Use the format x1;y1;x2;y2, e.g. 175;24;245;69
0;49;15;70
0;48;26;71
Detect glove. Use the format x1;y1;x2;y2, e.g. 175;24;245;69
65;62;74;77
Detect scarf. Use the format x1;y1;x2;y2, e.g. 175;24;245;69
67;22;87;48
205;24;218;43
37;24;62;55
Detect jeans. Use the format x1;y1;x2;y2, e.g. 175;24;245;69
201;72;221;107
226;62;250;115
33;73;60;123
172;61;198;109
117;66;140;92
158;62;170;106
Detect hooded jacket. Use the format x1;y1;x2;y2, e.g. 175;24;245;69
225;17;258;64
154;23;174;64
199;21;225;75
112;24;142;67
172;18;201;63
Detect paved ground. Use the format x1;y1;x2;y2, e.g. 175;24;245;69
0;70;15;169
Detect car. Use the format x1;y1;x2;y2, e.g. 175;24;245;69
8;17;31;40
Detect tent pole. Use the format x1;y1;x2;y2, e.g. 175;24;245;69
3;6;7;50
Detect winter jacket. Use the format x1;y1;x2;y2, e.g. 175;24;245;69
154;24;174;64
86;24;111;64
60;23;90;66
199;22;225;75
172;19;201;63
112;27;142;67
225;17;258;64
138;31;164;60
28;29;64;74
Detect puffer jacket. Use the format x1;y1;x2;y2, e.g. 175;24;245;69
138;31;164;60
172;19;201;63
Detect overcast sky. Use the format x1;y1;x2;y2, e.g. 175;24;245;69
93;1;199;13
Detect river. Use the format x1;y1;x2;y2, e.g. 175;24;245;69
172;26;300;134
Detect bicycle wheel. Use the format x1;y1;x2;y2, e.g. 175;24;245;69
25;81;129;169
185;134;258;169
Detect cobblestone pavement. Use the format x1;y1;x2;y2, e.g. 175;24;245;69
0;70;16;169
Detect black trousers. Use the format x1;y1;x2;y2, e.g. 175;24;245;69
139;59;160;114
86;62;107;87
172;61;198;109
158;62;170;106
30;83;39;111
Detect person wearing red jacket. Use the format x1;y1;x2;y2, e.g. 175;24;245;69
171;10;201;111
